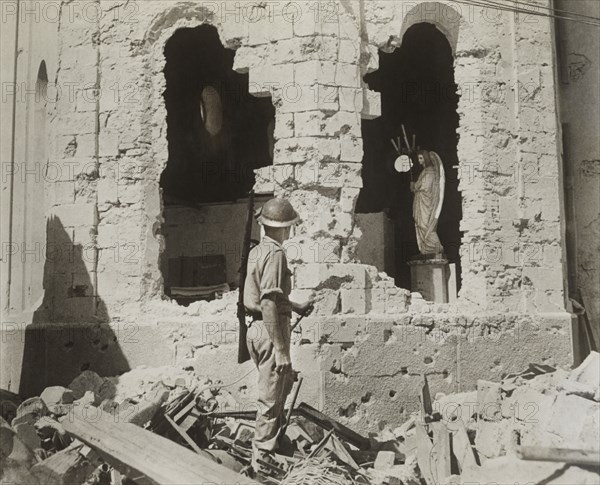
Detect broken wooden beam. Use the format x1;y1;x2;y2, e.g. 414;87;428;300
62;406;254;484
431;422;451;483
447;419;478;472
30;443;97;485
419;374;433;420
517;446;600;467
296;402;370;450
415;422;435;485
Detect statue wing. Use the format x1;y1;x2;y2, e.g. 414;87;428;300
430;151;445;221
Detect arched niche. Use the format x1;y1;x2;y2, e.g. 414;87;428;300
22;61;49;312
357;23;462;294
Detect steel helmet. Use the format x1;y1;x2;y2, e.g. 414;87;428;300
257;198;299;227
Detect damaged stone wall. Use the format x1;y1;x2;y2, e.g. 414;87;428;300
38;0;571;323
556;0;600;332
1;0;578;430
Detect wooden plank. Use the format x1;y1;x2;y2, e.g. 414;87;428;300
517;446;600;467
326;434;360;470
62;406;254;485
415;422;435;485
296;402;370;450
307;429;334;459
419;374;433;420
431;422;451;482
30;443;97;485
164;415;204;456
447;419;478;472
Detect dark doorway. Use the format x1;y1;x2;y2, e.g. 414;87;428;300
357;22;462;290
160;25;274;302
160;24;274;204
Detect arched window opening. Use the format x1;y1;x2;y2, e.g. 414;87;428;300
357;23;462;300
23;61;49;311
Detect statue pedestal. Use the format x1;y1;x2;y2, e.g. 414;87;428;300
408;258;456;303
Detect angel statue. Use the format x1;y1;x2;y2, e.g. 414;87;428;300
410;150;445;256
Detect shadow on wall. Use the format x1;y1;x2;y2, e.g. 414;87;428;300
18;216;130;397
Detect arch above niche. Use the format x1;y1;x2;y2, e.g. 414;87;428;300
377;1;462;55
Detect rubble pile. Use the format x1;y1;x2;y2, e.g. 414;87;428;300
397;351;600;485
1;354;598;485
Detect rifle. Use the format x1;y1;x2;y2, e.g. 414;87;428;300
237;191;255;364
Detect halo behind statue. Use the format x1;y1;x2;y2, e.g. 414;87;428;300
394;155;412;173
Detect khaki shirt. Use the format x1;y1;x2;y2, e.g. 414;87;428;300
243;236;292;322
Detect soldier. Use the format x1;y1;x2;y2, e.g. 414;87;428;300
243;197;312;473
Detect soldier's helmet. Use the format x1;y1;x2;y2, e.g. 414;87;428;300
257;198;299;227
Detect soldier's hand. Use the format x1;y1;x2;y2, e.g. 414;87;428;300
296;299;314;317
274;348;292;374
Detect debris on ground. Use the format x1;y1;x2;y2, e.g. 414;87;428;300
1;352;598;484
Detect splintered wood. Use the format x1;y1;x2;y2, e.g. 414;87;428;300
62;406;254;485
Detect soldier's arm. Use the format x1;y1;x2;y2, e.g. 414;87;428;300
261;295;287;352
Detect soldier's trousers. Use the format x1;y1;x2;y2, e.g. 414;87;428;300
246;318;294;454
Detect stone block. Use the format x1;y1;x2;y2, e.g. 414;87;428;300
294;111;360;138
295;263;367;289
341;288;367;314
57;112;96;136
40;386;75;412
312;289;341;316
385;287;409;314
374;450;396;470
475;421;511;459
249;63;294;97
569;351;599;389
335;63;361;88
274;112;294;139
340;135;363;162
12;397;48;427
545;394;599;448
509;386;555;426
274;137;340;165
279;84;338;113
362;89;381;119
282;236;340;265
339;39;360;64
75;134;96;158
97;176;118;205
369;287;386;314
99;133;119;157
232;45;266;74
476;380;502;421
68;370;112;401
253;166;275;194
339;87;363;112
340;188;360;213
49;181;75;206
248;12;293;45
51;203;98;228
323;162;363;188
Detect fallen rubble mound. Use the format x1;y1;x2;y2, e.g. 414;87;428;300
0;353;598;485
404;351;600;485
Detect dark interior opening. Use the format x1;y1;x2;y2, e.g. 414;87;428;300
161;24;275;204
160;25;274;304
357;22;462;291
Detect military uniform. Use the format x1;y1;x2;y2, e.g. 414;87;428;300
244;236;294;456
